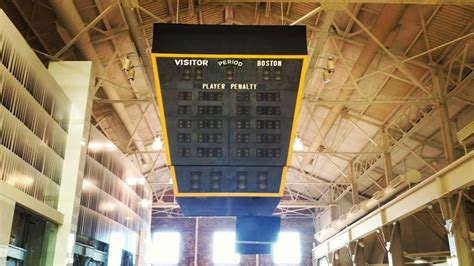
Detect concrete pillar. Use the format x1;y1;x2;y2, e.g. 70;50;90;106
381;127;393;187
48;62;94;265
0;195;15;266
386;223;404;266
40;222;59;266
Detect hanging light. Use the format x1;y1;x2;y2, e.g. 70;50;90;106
293;135;304;151
327;57;335;73
127;66;136;81
126;177;138;186
136;177;146;185
323;69;332;84
140;199;151;208
447;257;458;266
152;136;163;151
413;258;428;264
122;56;131;71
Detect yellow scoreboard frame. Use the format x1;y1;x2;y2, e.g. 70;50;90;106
151;53;308;197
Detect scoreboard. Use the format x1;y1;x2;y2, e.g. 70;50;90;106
152;24;307;217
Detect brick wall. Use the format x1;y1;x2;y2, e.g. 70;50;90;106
152;217;315;265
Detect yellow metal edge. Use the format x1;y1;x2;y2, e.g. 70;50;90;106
281;56;308;194
151;54;177;191
175;191;283;197
151;53;308;198
152;53;307;59
285;55;308;166
278;166;289;195
170;166;179;193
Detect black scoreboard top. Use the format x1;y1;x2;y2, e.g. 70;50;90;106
152;24;307;55
151;24;307;216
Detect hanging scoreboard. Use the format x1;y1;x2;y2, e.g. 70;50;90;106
152;24;307;216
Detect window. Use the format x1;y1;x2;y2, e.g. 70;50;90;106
108;232;124;266
272;232;301;265
213;232;240;264
150;232;180;265
317;257;329;266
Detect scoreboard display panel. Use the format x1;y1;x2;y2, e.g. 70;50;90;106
152;24;307;216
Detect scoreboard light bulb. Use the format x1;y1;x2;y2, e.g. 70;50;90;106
152;136;163;151
293;135;304;151
212;182;220;190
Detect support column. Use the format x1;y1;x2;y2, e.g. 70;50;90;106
48;62;94;265
0;195;15;266
329;251;340;266
432;68;456;163
433;66;469;265
439;194;473;266
382;127;393;187
350;241;365;266
386;222;404;266
350;162;360;205
136;230;149;266
194;218;199;266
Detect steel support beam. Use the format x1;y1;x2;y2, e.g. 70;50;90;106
54;2;118;58
301;5;407;167
439;193;473;266
48;0;154;166
210;0;472;3
290;6;321;25
432;67;456;163
382;127;393;187
350;162;360;205
313;152;474;259
308;98;436;105
386;222;404;266
350;241;365;266
328;251;340;266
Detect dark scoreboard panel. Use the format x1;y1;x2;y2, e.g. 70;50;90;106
152;24;307;215
157;57;302;167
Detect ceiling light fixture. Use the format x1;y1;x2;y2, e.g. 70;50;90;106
140;199;151;208
126;177;138;186
137;177;146;185
413;258;428;264
293;135;304;151
323;69;332;84
122;56;131;71
327;57;335;73
127;66;136;81
152;136;163;151
447;257;458;266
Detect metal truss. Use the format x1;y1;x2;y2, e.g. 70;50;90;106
312;36;473;205
283;0;472;201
